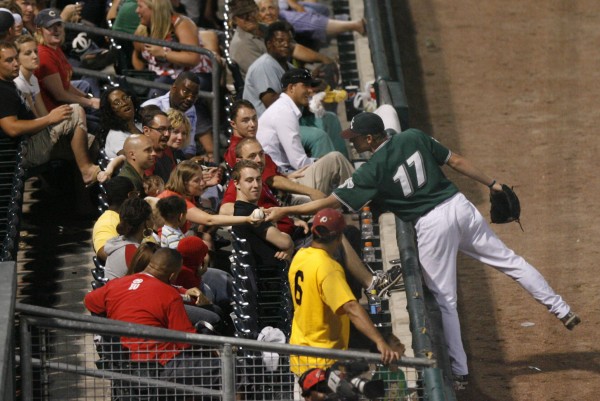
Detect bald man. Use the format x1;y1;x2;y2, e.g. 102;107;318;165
117;134;157;194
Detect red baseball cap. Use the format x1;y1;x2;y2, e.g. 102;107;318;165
299;368;327;395
177;236;208;268
311;208;346;239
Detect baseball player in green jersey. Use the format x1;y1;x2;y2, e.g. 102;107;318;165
266;112;581;386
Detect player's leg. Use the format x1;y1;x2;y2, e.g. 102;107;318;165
454;193;571;318
415;196;468;375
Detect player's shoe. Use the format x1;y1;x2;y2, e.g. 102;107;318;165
560;311;581;330
371;264;403;298
452;374;469;390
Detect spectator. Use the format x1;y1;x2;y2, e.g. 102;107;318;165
14;34;47;117
13;0;34;34
0;40;101;186
84;248;222;389
231;159;297;266
157;195;188;249
117;134;157;194
298;368;331;401
92;176;135;262
288;208;399;376
157;160;264;230
150;107;190;182
175;235;209;290
132;0;217;160
142;71;205;159
140;106;171;158
243;22;346;158
142;174;164;197
33;8;100;111
224;100;325;205
228;0;333;78
257;69;354;195
127;241;160;275
0;8;14;41
256;0;365;49
104;196;153;280
100;87;142;159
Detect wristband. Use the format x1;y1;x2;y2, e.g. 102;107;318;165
487;179;496;189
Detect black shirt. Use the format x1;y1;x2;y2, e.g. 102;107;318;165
0;78;35;140
233;200;281;268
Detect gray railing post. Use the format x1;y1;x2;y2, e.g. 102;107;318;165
221;343;235;401
19;317;33;401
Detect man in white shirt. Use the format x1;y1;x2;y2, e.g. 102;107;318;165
257;68;353;195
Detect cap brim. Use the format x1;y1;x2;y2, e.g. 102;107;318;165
40;17;62;27
309;78;322;87
341;128;360;139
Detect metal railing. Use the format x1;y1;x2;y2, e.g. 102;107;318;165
16;303;439;400
63;22;223;162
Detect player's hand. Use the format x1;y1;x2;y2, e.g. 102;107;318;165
376;340;400;365
247;210;265;226
48;105;73;125
287;165;309;179
292;218;309;234
264;207;285;222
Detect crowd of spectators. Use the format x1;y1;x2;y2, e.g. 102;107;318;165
0;0;409;395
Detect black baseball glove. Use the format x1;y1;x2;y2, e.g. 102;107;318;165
490;184;523;230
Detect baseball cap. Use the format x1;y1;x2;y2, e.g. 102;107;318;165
177;236;209;268
281;68;321;88
341;112;385;139
311;208;346;239
299;368;327;396
34;8;62;28
0;9;14;33
229;0;258;18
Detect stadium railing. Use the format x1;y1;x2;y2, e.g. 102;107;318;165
15;302;442;401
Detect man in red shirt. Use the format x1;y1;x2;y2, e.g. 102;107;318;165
84;248;220;388
224;100;326;204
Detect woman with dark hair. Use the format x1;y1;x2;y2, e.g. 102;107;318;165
104;197;153;280
100;86;143;159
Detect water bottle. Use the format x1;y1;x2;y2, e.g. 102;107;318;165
367;289;382;314
361;218;374;239
360;206;373;222
363;241;376;262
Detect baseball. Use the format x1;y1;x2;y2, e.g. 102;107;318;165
251;208;265;220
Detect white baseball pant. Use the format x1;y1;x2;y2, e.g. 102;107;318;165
415;193;570;375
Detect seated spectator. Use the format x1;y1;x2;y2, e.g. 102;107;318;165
257;69;354;195
14;34;47;117
116;134;157;194
140;106;171;158
92;176;135;262
33;9;100;111
243;22;346;157
143;174;165;197
150;107;190;182
104;196;153;280
0;41;101;186
256;0;365;49
100;87;142;159
228;0;333;78
84;248;222;389
127;241;160;275
175;235;209;289
142;72;203;159
0;8;15;41
224;100;325;205
13;0;34;34
157;195;188;249
133;0;216;160
231;160;297;266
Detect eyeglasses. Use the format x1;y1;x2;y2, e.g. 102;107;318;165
148;125;172;133
111;95;131;108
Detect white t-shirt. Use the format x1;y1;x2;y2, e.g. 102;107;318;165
14;71;40;102
104;123;142;159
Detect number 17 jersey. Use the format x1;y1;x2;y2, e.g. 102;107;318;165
334;129;459;222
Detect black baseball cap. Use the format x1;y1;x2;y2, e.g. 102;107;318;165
34;8;62;28
341;112;385;139
281;68;321;88
0;9;14;33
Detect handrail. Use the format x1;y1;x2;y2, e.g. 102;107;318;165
0;262;16;401
16;302;436;368
64;22;222;162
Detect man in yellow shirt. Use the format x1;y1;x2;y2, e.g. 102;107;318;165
288;208;399;376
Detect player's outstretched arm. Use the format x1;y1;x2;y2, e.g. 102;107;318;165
265;194;341;222
446;152;502;190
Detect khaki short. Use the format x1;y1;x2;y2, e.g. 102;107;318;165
21;104;87;168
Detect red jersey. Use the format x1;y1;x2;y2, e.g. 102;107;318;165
35;44;73;111
84;272;196;365
225;135;279;183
